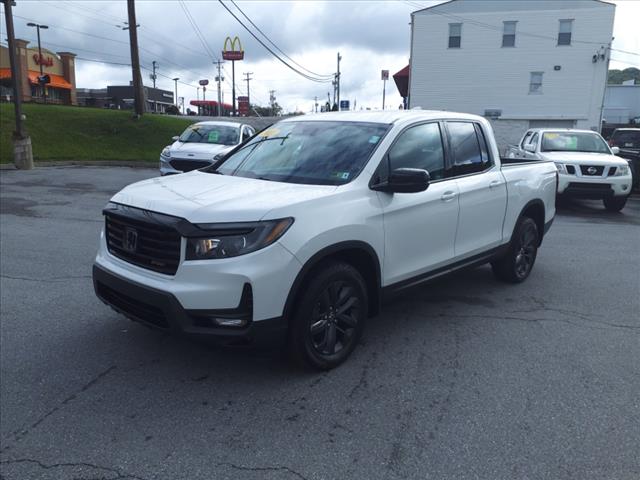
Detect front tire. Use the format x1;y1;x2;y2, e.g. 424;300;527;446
288;261;368;370
603;195;627;212
491;217;539;283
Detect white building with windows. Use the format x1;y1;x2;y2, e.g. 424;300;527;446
408;0;615;149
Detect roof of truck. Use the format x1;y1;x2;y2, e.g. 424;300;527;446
280;110;486;125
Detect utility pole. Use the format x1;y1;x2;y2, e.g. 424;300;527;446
336;51;342;110
197;86;200;102
314;96;318;113
26;22;49;104
269;90;276;116
243;72;253;107
151;60;157;112
215;59;224;116
172;77;179;111
3;0;33;169
126;0;144;116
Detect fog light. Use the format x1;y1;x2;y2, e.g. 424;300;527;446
622;185;628;191
214;318;247;327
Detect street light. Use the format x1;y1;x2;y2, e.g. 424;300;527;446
172;77;179;113
26;22;49;104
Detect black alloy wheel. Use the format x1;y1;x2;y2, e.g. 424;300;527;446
289;261;368;370
492;217;539;283
309;280;361;356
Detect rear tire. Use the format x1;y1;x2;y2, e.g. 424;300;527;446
491;217;539;284
603;195;627;212
288;261;368;370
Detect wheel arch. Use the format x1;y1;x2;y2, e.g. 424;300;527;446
514;199;546;246
283;241;382;323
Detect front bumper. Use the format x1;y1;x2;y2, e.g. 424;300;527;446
557;173;632;198
93;264;287;347
159;156;182;176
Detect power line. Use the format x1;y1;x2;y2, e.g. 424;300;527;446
178;0;216;61
610;47;640;57
216;0;333;84
228;0;334;79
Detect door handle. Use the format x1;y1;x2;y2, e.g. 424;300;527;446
440;191;457;202
489;180;501;189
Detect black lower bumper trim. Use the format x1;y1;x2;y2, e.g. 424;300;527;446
93;264;286;347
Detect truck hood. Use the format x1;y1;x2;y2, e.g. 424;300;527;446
110;170;338;223
540;151;627;165
168;141;234;160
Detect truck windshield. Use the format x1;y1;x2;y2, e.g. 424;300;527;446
212;120;390;185
541;132;610;153
179;124;239;146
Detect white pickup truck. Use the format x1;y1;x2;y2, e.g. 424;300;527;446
93;111;557;370
506;128;632;211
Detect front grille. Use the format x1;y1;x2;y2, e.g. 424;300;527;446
580;165;604;176
169;158;211;172
105;209;181;275
97;282;169;328
608;167;617;176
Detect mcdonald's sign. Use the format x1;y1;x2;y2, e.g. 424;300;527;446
222;36;244;61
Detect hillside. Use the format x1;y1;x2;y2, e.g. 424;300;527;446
0;103;194;163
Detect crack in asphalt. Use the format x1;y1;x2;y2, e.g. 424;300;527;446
215;461;309;480
4;366;117;450
441;311;639;331
0;274;92;283
0;458;148;480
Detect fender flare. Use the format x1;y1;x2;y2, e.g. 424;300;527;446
282;240;382;321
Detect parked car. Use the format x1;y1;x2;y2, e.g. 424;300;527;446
94;111;556;370
159;121;255;175
608;127;640;189
506;128;632;211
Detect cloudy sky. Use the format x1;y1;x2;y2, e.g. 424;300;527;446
2;0;639;113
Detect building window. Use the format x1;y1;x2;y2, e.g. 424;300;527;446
558;19;573;46
502;21;517;47
449;23;462;48
529;72;543;94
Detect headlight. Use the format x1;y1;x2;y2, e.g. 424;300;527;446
161;147;171;158
614;165;630;176
554;162;566;174
185;218;294;260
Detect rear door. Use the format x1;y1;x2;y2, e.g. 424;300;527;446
377;121;460;285
444;121;508;258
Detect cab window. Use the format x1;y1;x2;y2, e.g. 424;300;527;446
446;121;491;176
386;122;446;180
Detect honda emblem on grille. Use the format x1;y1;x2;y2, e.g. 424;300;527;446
587;166;597;175
124;228;138;252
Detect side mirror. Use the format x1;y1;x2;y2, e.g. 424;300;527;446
611;146;620;155
172;136;180;141
523;143;536;153
372;168;430;193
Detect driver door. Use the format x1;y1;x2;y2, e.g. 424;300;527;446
376;122;460;286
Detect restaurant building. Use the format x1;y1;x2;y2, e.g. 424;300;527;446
0;39;77;105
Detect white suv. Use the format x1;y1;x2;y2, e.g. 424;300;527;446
94;111;556;369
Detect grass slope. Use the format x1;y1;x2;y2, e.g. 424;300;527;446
1;103;193;163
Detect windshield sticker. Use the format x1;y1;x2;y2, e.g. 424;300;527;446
545;133;558;139
208;131;219;142
334;172;350;180
260;127;280;138
368;135;381;144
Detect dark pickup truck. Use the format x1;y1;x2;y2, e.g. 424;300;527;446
609;128;640;189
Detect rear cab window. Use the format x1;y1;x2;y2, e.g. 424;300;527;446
445;121;493;176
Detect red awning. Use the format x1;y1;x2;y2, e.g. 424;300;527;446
1;68;71;89
393;65;410;98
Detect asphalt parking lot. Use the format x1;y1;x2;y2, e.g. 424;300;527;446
1;166;639;480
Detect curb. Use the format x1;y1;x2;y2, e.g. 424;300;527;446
0;160;157;170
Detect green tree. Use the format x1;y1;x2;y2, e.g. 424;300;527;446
608;67;640;85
